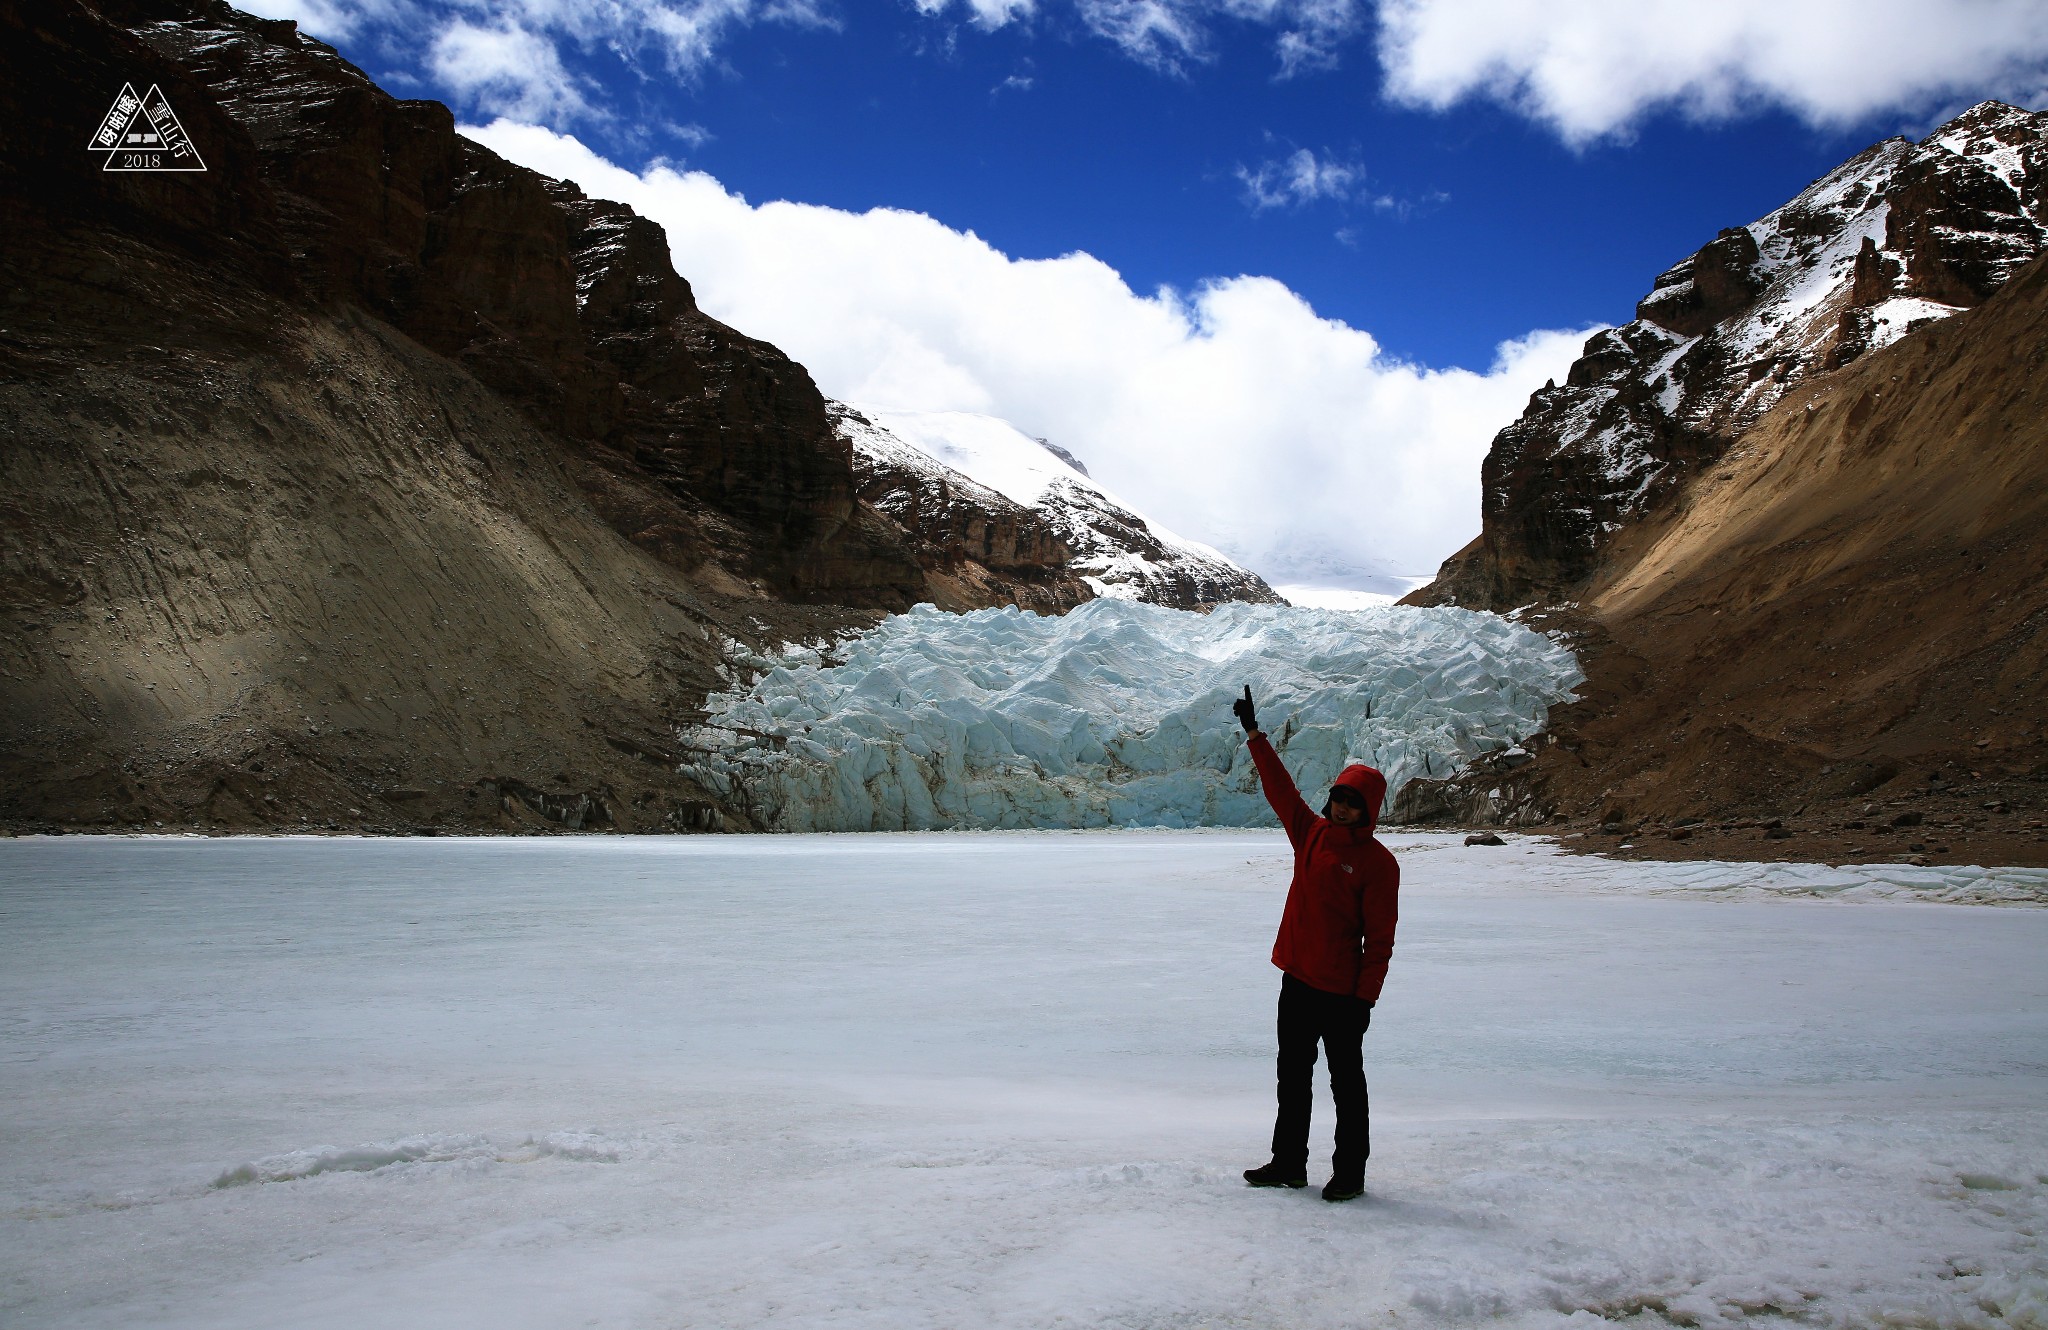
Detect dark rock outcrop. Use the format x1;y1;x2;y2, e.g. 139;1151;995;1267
1635;227;1765;336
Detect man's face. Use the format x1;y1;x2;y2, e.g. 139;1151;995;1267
1328;787;1366;827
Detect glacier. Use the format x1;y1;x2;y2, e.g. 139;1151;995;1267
679;599;1582;832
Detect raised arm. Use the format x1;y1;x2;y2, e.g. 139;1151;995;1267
1233;687;1317;847
1246;731;1316;849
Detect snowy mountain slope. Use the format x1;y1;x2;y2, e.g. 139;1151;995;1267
1411;100;2048;611
678;599;1582;832
826;405;1096;614
835;404;1283;611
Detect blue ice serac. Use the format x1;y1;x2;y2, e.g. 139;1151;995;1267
679;600;1584;832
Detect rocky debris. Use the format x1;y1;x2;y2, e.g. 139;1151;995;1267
1390;533;2048;867
1410;101;2048;613
489;778;610;831
1037;439;1090;477
1463;832;1506;846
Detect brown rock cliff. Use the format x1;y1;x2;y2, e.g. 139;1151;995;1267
0;0;1100;833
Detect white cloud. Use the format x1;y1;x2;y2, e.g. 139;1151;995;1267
1378;0;2048;143
265;1;838;124
911;0;1364;75
1074;0;1210;70
430;20;595;121
464;120;1590;587
915;0;1040;29
1236;147;1365;210
662;120;715;147
234;0;396;40
627;0;840;75
1232;0;1363;76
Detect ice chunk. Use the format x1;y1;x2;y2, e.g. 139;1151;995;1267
680;599;1582;832
212;1134;497;1187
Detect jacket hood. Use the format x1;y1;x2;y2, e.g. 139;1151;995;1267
1330;763;1388;832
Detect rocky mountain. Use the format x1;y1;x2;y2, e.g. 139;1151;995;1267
836;406;1283;612
1410;101;2048;612
0;0;1269;835
1393;249;2048;867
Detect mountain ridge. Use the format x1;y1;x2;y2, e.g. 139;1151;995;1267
1393;249;2048;865
1408;100;2048;614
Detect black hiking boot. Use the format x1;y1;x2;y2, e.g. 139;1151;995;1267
1243;1161;1307;1189
1322;1178;1365;1202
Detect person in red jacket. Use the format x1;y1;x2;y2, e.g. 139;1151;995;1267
1232;686;1398;1202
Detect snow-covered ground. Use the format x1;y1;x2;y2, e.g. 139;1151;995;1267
1274;583;1400;610
1274;576;1437;610
4;833;2046;1330
684;600;1582;831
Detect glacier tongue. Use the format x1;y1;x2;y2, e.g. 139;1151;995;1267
680;600;1582;832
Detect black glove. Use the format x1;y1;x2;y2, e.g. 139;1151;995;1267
1232;685;1259;735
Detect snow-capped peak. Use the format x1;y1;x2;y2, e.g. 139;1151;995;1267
833;403;1280;610
851;408;1086;511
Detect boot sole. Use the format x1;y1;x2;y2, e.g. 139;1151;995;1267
1244;1178;1307;1189
1322;1187;1364;1202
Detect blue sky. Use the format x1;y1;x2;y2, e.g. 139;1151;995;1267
336;1;2000;365
259;0;2048;588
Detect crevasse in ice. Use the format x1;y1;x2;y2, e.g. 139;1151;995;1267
679;599;1582;832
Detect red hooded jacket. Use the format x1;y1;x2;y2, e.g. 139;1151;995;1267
1247;732;1399;1002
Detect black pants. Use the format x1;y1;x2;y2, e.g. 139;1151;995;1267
1270;972;1372;1183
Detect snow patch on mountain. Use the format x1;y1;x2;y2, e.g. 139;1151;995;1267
853;408;1084;510
1626;103;2042;489
678;599;1582;832
837;404;1279;608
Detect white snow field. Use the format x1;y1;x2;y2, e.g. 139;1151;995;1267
4;833;2046;1330
682;600;1583;831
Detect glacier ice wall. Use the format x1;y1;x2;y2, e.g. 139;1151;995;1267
680;600;1582;832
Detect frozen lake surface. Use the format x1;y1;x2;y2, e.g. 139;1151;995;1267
3;832;2046;1329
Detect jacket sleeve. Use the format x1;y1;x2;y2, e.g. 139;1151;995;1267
1247;732;1316;850
1354;858;1399;1001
